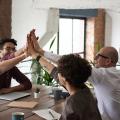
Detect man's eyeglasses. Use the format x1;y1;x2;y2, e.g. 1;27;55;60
3;47;16;51
94;53;109;60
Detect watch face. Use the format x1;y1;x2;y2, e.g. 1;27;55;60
36;55;41;62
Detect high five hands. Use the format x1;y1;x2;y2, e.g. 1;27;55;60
27;29;42;59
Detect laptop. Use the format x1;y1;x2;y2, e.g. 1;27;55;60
0;92;30;101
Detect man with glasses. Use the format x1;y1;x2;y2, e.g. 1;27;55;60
0;38;17;60
88;47;120;120
0;38;32;94
94;47;118;68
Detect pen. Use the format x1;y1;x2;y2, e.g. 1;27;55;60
49;110;56;119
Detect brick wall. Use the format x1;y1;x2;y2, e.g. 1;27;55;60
94;9;105;55
0;0;12;38
86;9;105;62
86;17;95;62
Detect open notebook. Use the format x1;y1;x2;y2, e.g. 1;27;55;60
0;92;30;101
33;109;61;120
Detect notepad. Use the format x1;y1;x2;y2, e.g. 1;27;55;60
33;109;61;120
7;101;38;109
0;92;30;100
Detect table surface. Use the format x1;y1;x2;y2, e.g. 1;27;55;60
0;85;65;120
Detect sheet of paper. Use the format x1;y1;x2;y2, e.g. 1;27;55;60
33;109;61;120
7;101;38;109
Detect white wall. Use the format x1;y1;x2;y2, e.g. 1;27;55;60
105;10;120;63
105;10;120;52
12;0;50;81
12;0;48;49
11;1;120;80
12;1;120;57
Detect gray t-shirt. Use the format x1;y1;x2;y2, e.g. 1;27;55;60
60;86;102;120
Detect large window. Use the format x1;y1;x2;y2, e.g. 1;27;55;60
58;18;86;57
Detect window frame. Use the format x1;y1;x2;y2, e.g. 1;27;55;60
58;16;87;58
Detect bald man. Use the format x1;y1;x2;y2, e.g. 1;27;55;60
88;47;120;120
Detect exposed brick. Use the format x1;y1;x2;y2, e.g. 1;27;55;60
0;0;12;38
86;9;105;62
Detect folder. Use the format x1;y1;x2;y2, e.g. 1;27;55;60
7;101;38;109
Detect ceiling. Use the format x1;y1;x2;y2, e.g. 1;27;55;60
33;0;120;13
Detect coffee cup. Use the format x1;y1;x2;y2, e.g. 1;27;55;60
12;112;24;120
52;88;62;100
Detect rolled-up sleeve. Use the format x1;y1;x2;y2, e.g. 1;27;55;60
50;67;59;82
44;51;61;63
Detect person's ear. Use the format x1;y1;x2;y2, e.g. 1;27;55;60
58;73;66;85
105;58;112;65
61;76;66;84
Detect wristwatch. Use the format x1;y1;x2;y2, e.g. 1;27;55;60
36;55;41;62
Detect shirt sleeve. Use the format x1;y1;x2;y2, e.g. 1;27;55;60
50;67;58;81
44;51;61;64
10;67;32;90
88;67;106;85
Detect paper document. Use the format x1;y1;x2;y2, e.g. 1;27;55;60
7;101;38;109
33;109;61;120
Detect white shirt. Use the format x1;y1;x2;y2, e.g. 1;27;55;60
44;51;61;64
44;51;120;120
89;67;120;120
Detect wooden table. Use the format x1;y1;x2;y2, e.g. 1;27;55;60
0;86;65;120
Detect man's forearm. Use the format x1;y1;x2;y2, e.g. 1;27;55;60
0;85;25;94
39;57;56;74
10;84;26;92
14;47;25;57
0;53;26;74
43;51;61;64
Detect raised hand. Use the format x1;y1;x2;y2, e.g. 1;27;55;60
29;29;40;52
29;29;44;56
27;34;39;59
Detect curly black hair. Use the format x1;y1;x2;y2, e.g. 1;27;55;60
57;54;92;88
0;38;17;47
